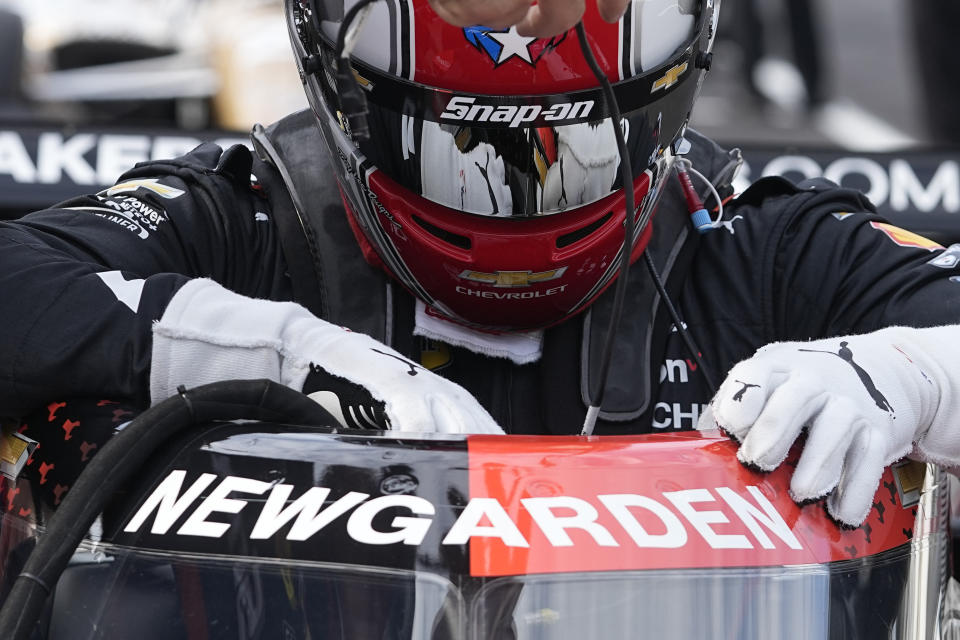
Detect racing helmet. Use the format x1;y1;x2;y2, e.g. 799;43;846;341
285;0;720;331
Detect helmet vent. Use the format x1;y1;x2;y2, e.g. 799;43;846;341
556;212;614;248
412;216;472;250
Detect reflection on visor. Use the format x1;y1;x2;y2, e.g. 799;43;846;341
418;120;624;217
356;106;666;217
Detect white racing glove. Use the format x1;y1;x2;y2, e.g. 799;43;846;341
150;279;503;435
704;326;960;526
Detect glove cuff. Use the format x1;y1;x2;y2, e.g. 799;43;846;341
150;279;319;403
887;325;960;468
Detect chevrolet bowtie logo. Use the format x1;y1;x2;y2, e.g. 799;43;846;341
352;68;374;90
104;178;184;199
651;62;689;93
459;267;568;288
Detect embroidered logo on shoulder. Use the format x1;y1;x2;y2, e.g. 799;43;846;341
832;212;855;221
927;244;960;269
715;214;744;235
870;222;943;251
103;178;185;199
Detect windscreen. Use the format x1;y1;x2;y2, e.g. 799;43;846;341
43;546;462;640
37;540;935;640
475;553;917;639
317;61;684;217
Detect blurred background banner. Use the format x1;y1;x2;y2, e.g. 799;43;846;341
0;0;957;229
733;148;960;245
0;126;250;217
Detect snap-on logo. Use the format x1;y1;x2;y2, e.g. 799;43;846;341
440;96;595;128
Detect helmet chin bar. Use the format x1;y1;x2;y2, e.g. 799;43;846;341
335;156;666;333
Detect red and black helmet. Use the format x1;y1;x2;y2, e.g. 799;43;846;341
285;0;719;332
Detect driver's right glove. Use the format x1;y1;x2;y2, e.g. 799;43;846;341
150;278;503;435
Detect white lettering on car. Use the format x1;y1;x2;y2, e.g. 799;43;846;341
441;497;530;547
250;486;368;541
598;494;687;548
716;486;803;550
177;475;273;538
521;496;619;547
663;488;753;549
123;470;218;535
346;495;436;545
125;471;804;552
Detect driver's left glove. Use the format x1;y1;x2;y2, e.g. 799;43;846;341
704;326;960;526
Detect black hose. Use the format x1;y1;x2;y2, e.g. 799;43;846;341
0;379;336;640
574;22;637;433
333;0;382;140
642;251;717;394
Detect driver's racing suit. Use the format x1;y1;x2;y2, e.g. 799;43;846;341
2;115;959;505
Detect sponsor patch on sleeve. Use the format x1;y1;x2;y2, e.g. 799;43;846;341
63;177;181;239
102;178;185;199
870;222;943;251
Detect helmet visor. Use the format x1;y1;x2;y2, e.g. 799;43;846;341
324;58;702;217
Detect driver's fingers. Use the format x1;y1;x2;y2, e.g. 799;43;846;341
789;398;863;503
431;0;631;38
735;373;826;471
516;0;630;36
824;427;888;527
597;0;631;23
428;0;533;29
516;0;586;37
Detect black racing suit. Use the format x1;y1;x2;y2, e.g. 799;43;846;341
2;121;960;506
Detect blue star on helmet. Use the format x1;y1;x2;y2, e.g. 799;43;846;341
464;25;536;65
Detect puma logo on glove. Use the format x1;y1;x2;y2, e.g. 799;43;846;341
303;363;390;430
703;327;960;527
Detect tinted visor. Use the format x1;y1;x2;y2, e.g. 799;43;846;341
314;48;704;217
